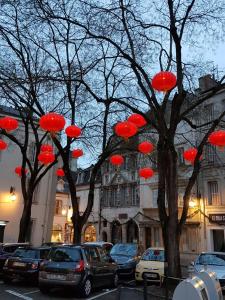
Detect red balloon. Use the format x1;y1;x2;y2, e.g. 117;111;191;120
139;167;154;179
152;71;177;92
110;155;124;166
15;166;28;177
0;117;18;132
208;130;225;150
0;139;7;151
127;114;147;128
138;141;154;154
56;168;65;177
39;113;65;133
183;148;202;163
72;149;83;158
38;151;55;165
115;121;137;139
40;144;53;152
65;125;81;138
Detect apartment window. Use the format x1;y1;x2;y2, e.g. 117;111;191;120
208;181;220;205
177;147;185;165
204;104;214;123
205;145;216;164
152;190;158;208
55;199;63;215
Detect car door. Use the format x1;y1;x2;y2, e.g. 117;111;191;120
85;247;104;288
98;247;115;284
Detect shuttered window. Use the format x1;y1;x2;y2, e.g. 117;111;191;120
208;181;220;205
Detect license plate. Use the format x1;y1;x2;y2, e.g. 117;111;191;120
47;273;66;280
146;273;157;278
13;262;26;267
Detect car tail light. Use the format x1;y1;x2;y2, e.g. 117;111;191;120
31;263;38;270
75;260;84;272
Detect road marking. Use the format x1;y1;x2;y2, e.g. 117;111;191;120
5;290;33;300
87;288;117;300
24;290;40;295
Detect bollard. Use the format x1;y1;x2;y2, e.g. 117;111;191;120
143;274;148;300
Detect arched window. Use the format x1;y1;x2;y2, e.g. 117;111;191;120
111;220;122;244
127;220;139;243
102;231;107;242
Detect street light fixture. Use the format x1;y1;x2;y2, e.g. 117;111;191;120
9;186;16;201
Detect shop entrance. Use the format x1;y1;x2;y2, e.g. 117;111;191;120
212;229;225;251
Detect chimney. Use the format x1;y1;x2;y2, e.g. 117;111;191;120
198;74;217;93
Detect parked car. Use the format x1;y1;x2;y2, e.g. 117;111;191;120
0;243;30;273
193;252;225;289
3;246;50;284
39;244;118;297
110;243;143;276
135;248;165;283
84;242;113;255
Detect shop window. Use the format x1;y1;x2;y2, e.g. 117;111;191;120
84;225;96;242
51;224;63;242
55;199;63;215
208;181;220;205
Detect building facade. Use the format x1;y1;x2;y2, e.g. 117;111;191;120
0;106;57;246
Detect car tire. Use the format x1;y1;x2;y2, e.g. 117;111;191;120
80;278;92;298
39;286;49;294
3;277;12;284
111;273;119;288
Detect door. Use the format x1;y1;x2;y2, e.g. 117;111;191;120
98;247;114;284
212;230;225;251
0;225;5;243
85;247;105;287
145;227;151;249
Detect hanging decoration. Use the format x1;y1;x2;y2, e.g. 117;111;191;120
40;144;53;153
208;130;225;150
72;149;83;159
139;167;154;179
152;71;177;92
38;151;55;165
0;139;7;151
115;121;137;140
39;113;65;133
138;141;154;154
15;166;28;177
110;154;124;166
183;148;202;164
0;117;18;132
127;114;147;128
56;168;65;177
65;125;81;138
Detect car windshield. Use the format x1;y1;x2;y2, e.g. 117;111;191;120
197;254;225;266
110;244;137;256
49;247;81;262
141;249;165;262
14;249;38;259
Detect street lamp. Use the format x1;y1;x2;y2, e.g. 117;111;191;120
9;186;16;201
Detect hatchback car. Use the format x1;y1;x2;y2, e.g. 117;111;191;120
193;252;225;289
135;248;165;283
39;244;118;297
110;243;143;276
84;242;113;255
3;247;50;284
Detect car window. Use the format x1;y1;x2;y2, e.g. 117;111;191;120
110;244;137;256
198;254;225;266
3;246;18;253
14;249;38;259
85;247;100;262
49;248;81;262
141;249;165;262
104;245;113;254
40;249;50;260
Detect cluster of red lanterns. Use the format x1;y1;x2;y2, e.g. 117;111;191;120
0;116;18;132
40;144;53;153
0;139;7;151
39;113;65;133
138;141;154;155
139;167;154;179
152;71;177;92
110;155;124;166
183;148;202;164
72;149;83;159
208;130;225;151
65;125;81;138
38;152;55;165
15;166;28;177
56;168;65;177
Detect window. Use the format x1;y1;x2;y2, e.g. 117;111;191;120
55;199;63;215
51;224;63;242
208;181;220;205
152;190;158;208
205;145;216;164
153;227;160;247
177;147;185;165
204;104;214;123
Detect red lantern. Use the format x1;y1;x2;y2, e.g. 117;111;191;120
72;149;83;159
40;144;53;153
110;155;124;166
183;148;202;164
139;167;154;179
39;113;65;133
138;141;154;154
15;166;28;177
56;168;65;177
208;130;225;150
115;121;137;139
152;71;177;92
38;151;55;165
0;117;18;132
127;114;147;128
0;139;7;151
65;125;81;138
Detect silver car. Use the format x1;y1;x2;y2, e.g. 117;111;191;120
193;252;225;289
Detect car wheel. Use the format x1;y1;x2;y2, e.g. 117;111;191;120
112;273;119;288
39;286;49;294
3;277;12;284
80;278;92;298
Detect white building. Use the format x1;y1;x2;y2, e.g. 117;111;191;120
0;106;57;246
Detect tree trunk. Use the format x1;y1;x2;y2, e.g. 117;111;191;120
71;216;82;244
18;197;32;242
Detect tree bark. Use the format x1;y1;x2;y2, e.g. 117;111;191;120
18;197;32;243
